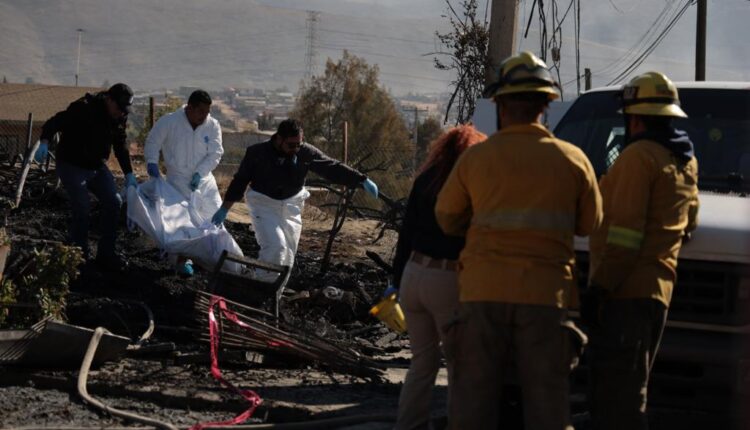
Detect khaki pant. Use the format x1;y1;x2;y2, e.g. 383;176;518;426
589;299;667;430
446;302;573;430
396;259;459;430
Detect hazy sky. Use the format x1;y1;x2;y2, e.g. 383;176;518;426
259;0;750;94
1;0;746;95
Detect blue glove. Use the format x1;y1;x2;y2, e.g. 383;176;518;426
147;163;160;178
190;172;201;191
124;172;137;188
34;140;48;163
363;178;379;199
383;285;398;299
178;259;194;277
211;207;228;226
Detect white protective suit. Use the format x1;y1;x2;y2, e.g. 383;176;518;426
246;188;310;281
144;106;224;221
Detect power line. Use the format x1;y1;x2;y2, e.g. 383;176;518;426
594;0;681;78
315;44;435;64
0;28;307;68
317;28;433;46
558;0;689;91
606;0;694;85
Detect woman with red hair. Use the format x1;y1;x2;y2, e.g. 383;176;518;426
391;124;487;429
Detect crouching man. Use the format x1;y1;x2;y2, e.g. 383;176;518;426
212;119;378;279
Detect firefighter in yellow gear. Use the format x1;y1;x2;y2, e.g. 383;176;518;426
435;51;602;430
581;71;699;429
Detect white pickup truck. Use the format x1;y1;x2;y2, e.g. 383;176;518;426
552;82;749;428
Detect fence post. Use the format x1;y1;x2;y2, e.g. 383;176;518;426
342;121;348;165
15;113;37;207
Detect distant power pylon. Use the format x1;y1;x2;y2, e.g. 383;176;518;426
304;11;320;81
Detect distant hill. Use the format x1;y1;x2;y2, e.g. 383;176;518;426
2;0;747;97
0;0;453;95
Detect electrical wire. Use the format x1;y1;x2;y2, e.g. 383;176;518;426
606;0;694;85
595;0;681;78
317;28;433;46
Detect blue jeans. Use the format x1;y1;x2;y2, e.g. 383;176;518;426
56;160;121;259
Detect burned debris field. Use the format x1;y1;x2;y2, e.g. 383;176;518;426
0;161;745;430
0;165;419;429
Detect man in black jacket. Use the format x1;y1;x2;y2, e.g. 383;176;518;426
211;119;378;276
36;83;137;270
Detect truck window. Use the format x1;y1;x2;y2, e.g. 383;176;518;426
554;88;750;194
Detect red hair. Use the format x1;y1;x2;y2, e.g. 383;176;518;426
418;124;487;195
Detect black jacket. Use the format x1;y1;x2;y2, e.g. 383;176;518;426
224;140;366;202
40;93;132;173
392;165;465;288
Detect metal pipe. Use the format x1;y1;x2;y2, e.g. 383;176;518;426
77;327;179;430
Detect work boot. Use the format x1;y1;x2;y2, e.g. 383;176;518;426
95;252;129;272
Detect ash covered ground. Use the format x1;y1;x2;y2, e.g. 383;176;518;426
0;167;732;430
0;166;440;429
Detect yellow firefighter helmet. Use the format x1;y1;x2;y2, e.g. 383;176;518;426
483;51;560;101
622;71;687;118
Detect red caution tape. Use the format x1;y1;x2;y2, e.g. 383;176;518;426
189;295;263;430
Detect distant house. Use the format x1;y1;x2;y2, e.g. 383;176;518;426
0;83;102;163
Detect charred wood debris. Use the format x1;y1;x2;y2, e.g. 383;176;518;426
0;153;409;379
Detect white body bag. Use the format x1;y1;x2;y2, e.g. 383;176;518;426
126;179;243;273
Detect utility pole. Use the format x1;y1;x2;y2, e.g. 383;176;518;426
485;0;520;86
695;0;707;81
304;11;320;81
149;97;155;129
403;106;429;172
75;28;84;86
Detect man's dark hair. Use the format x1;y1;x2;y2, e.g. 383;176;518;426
277;119;303;138
188;90;212;106
497;92;550;123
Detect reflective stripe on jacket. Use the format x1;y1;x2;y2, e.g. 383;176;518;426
589;139;699;307
435;123;602;307
144;106;224;179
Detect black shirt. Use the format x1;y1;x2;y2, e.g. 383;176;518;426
40;93;132;173
391;165;465;288
224;140;367;202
